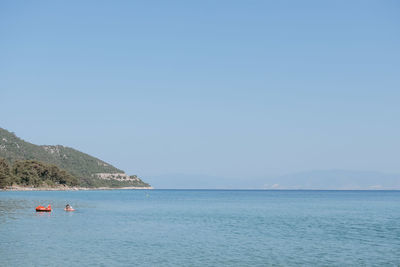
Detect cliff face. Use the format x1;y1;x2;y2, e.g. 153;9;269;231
92;173;150;187
0;128;150;188
95;173;140;182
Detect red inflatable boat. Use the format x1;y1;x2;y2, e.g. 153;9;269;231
36;205;51;212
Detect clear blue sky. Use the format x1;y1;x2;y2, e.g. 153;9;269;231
1;1;399;186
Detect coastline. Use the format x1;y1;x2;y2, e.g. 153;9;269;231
1;185;153;191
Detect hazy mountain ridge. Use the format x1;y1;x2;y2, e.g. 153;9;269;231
0;128;150;188
148;170;400;190
263;170;400;190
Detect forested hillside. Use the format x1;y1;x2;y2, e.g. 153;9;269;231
0;158;78;188
0;128;150;188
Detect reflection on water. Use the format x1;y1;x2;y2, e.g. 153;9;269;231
0;199;29;222
34;212;52;218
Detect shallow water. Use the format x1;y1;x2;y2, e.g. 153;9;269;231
0;190;399;266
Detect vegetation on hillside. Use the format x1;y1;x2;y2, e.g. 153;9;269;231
0;128;123;177
0;128;150;188
0;158;11;188
0;158;78;188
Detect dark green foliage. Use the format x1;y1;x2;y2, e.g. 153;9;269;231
11;160;78;187
0;158;11;188
0;158;78;187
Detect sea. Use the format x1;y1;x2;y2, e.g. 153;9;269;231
0;190;399;266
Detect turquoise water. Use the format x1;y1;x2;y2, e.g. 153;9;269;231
0;190;399;266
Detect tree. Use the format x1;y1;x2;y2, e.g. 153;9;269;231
12;160;78;187
0;158;11;188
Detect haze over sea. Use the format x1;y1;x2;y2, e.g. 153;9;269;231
1;190;399;266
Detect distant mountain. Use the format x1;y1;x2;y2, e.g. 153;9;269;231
145;173;245;189
147;170;400;190
0;128;150;188
262;170;400;190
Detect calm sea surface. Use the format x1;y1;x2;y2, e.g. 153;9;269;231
0;190;399;266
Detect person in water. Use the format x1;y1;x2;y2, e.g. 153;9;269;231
65;204;73;210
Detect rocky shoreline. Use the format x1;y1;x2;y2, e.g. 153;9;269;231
2;185;153;191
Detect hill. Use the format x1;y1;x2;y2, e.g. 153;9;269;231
0;128;150;188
